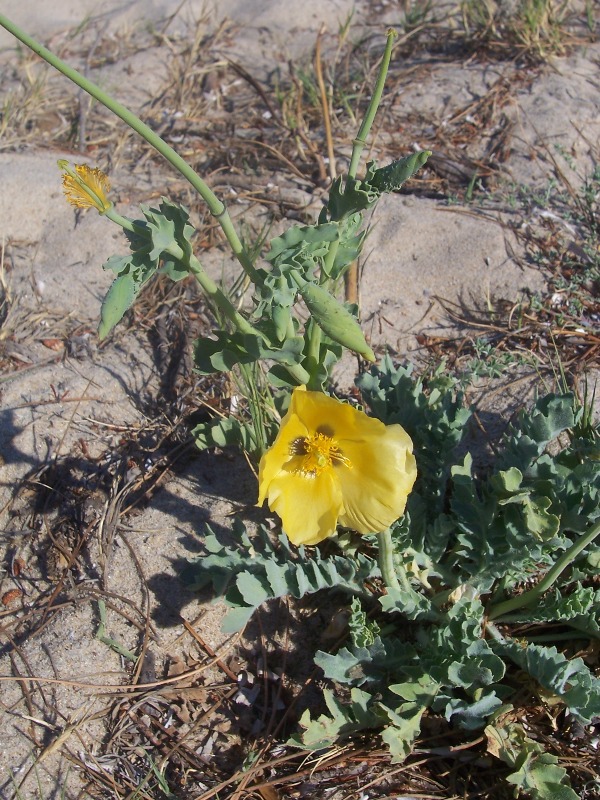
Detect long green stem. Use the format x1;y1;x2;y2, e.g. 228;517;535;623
348;28;397;180
104;206;141;234
322;238;340;277
0;13;259;284
376;527;401;591
487;519;600;621
238;362;268;456
186;255;260;337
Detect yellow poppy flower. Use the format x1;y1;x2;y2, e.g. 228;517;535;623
59;161;111;213
258;386;417;546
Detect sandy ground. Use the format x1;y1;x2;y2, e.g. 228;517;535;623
0;1;599;797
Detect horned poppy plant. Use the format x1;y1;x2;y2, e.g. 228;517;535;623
258;386;417;546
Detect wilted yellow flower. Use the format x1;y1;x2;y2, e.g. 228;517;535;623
59;161;111;212
258;386;417;546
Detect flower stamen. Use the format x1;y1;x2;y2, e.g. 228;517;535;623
290;432;351;477
59;160;112;213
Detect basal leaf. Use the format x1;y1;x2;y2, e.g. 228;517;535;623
486;721;578;800
492;639;600;724
380;702;426;762
192;414;263;457
444;690;504;730
379;584;434;620
290;688;383;750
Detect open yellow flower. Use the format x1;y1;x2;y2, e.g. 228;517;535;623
258;386;417;546
59;161;112;213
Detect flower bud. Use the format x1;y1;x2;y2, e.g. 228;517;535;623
299;282;375;362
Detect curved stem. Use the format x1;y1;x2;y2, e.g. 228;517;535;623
186;255;260;337
0;13;259;284
348;28;397;180
103;206;140;234
322;238;340;278
487;519;600;621
376;527;400;591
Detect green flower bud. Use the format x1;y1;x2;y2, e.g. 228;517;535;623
299;282;375;362
272;303;291;342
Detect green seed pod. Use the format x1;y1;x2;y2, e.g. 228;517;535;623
299;282;375;362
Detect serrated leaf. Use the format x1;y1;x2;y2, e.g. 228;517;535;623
141;198;195;279
496;467;524;494
381;703;426;762
324;171;380;221
523;495;560;540
103;253;137;275
322;153;430;223
266;221;340;265
389;675;441;704
499;393;575;473
444;690;504;730
98;246;159;337
486;722;578;800
370;151;431;193
379;584;434;620
492;639;600;724
194;330;304;373
315;646;371;685
220;606;255;634
182;522;379;632
290;688;383;750
192;415;260;455
236;572;270;606
375;673;439;763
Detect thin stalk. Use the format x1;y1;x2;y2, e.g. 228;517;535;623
0;13;259;284
322;238;340;277
238;363;268;457
104;206;142;235
186;255;260;337
315;26;336;183
487;519;600;621
348;28;397;180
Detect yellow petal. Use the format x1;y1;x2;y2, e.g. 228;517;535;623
257;410;308;505
258;385;417;544
336;423;417;534
290;386;366;440
265;468;343;546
